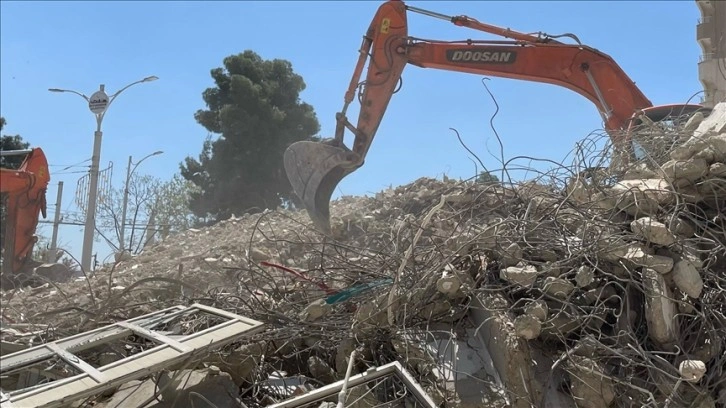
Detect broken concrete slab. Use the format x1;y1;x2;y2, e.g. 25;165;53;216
642;268;677;346
436;274;462;297
307;356;337;383
606;178;675;214
706;133;726;162
352;292;396;336
32;263;75;284
209;341;268;386
540;312;587;340
684;110;706;132
157;367;242;408
620;245;674;274
622;163;658;181
469;293;541;408
565;178;594;204
299;299;332;322
567;356;615;408
671;131;726;165
500;264;539;287
436;264;475;299
330;339;361;379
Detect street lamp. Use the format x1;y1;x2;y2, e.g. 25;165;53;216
49;75;158;272
119;150;163;252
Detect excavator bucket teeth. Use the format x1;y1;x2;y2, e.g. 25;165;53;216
284;141;359;235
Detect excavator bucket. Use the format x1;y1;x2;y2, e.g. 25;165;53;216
284;140;360;235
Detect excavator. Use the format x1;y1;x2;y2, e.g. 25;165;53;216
1;147;71;289
284;0;709;234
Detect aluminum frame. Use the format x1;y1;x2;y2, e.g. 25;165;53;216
0;303;264;408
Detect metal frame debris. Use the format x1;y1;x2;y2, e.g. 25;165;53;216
268;361;438;408
0;303;264;408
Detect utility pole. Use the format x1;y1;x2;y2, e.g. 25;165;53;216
49;75;158;271
47;181;64;263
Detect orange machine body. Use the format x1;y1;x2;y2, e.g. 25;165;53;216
1;148;50;275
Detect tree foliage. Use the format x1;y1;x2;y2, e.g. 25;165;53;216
180;50;320;222
476;170;500;185
94;173;202;256
149;174;204;239
0;117;30;169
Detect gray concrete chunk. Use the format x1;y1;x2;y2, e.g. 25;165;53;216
524;299;549;321
543;277;575;299
500;242;524;268
575;265;595;288
631;217;677;246
661;158;709;182
567;356;615;408
514;314;541;340
607;178;675;214
620;245;674;274
694;102;726;137
672;260;704;299
679;359;707;383
709;162;726;177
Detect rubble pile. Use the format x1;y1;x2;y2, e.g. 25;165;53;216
1;103;725;407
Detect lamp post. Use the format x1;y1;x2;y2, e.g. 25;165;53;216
49;76;158;272
119;150;163;252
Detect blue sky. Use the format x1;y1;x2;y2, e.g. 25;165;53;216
1;0;704;267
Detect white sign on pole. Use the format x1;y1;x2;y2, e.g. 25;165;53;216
88;90;109;114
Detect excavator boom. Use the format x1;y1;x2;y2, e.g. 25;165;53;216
284;0;705;234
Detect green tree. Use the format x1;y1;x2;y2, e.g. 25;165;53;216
476;170;500;185
1;117;30;169
94;173;202;255
180;50;321;222
94;173;161;254
149;174;204;239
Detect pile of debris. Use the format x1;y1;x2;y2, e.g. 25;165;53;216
1;103;725;408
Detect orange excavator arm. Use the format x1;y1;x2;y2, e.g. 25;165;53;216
1;148;50;276
284;0;705;234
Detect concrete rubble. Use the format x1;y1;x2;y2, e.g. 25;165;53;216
1;102;725;407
